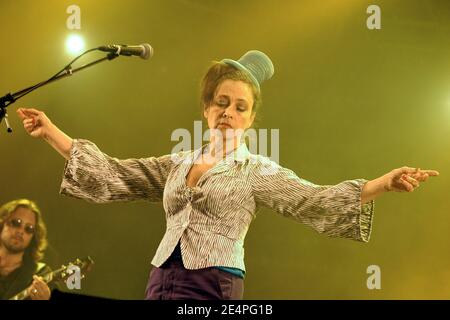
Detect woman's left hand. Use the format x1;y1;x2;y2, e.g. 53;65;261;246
383;167;439;192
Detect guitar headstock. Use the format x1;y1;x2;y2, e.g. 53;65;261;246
53;256;94;283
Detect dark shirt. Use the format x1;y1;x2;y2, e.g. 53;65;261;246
0;267;22;299
0;259;51;300
166;241;245;279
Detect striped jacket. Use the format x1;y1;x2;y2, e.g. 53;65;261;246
60;139;374;271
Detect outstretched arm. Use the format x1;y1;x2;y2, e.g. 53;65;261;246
17;107;176;203
252;158;440;242
251;158;375;242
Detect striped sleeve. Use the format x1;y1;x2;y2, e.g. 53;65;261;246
60;139;174;203
251;158;374;242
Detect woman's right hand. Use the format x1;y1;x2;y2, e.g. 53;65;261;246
16;107;73;160
17;108;53;139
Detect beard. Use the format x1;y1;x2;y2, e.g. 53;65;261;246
2;238;27;254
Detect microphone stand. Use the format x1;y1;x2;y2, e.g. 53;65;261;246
0;49;119;134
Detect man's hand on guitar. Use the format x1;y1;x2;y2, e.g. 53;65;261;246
28;275;51;300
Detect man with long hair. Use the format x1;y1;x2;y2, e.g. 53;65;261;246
0;199;51;300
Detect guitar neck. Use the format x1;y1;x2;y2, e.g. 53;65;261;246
8;257;93;300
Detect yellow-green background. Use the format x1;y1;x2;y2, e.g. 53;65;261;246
1;0;449;299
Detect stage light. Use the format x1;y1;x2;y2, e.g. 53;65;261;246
66;34;85;54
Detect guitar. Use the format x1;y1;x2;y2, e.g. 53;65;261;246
9;256;94;300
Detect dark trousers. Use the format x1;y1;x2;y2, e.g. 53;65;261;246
145;260;244;300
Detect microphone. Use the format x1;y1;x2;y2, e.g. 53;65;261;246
98;43;153;60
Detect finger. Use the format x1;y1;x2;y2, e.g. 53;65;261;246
407;172;421;179
418;171;429;179
403;175;419;188
31;291;40;300
401;167;418;174
24;119;35;126
26;127;35;134
413;173;428;182
21;108;42;116
31;277;45;290
403;174;419;183
33;275;45;283
35;284;46;294
400;177;414;192
421;170;439;176
18;108;34;117
16;108;28;120
37;281;48;289
28;286;38;296
404;168;439;178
